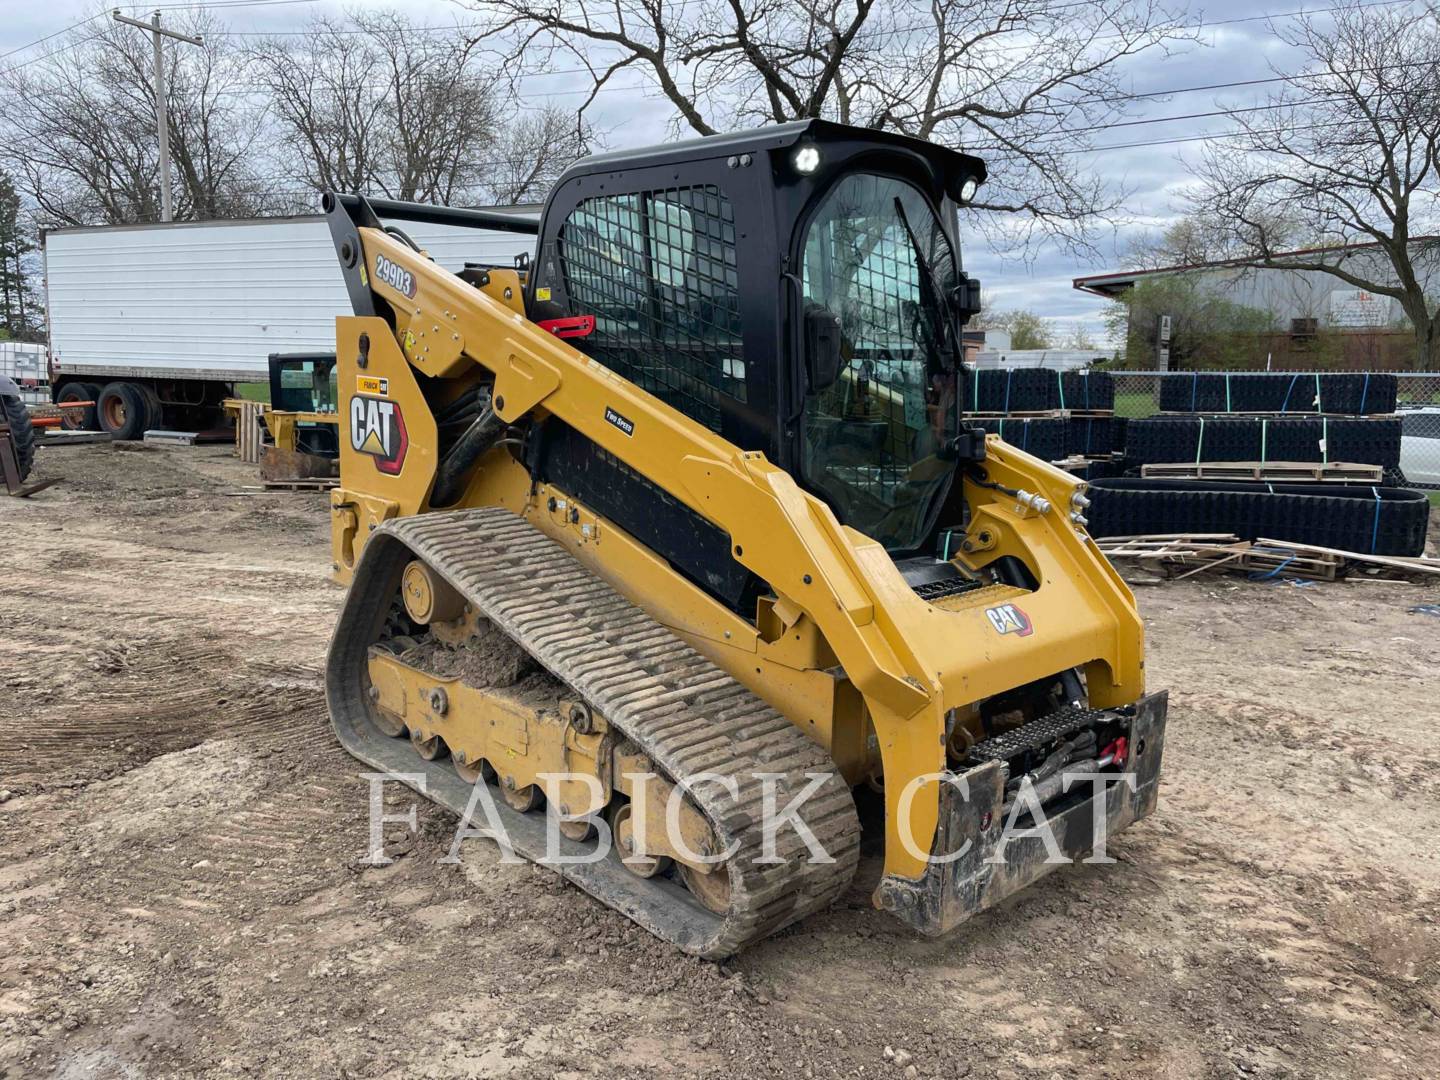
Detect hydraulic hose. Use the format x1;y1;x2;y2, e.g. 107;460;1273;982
431;405;505;507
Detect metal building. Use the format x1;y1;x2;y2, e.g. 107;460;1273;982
1073;238;1440;334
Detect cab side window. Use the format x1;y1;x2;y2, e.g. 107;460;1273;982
558;185;744;432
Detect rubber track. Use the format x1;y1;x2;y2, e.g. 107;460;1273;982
963;367;1113;413
1086;478;1430;556
1158;371;1397;415
1124;415;1402;469
327;507;860;957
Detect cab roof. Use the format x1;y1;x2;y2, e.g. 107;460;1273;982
558;118;987;199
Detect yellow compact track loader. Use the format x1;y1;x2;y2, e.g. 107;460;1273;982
322;119;1167;956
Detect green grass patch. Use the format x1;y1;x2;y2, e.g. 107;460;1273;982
234;382;270;403
1113;390;1158;419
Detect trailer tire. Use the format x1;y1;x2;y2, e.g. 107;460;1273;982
2;394;35;481
137;383;164;432
96;382;150;441
57;382;102;431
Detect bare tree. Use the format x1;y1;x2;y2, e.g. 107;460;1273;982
1121;213;1310;271
250;9;552;206
482;105;595;204
467;0;1192;253
0;11;267;225
246;15;385;198
1190;2;1440;370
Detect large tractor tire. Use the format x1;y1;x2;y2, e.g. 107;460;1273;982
96;382;151;441
56;382;102;431
2;394;36;482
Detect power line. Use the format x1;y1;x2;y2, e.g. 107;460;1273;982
1018;118;1339;156
4;0;1425;157
1044;93;1349;139
6;0;1420;97
1099;58;1438;106
0;0;317;70
0;15;102;64
211;0;1420;39
0;30;111;76
200;0;1425;122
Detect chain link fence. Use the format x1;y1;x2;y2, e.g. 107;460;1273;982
1109;371;1440;489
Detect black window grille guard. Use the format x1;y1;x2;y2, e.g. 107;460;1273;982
557;185;745;433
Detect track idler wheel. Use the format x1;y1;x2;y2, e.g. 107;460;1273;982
609;801;671;880
401;559;465;624
453;754;496;785
410;728;449;760
365;682;407;738
680;863;733;916
502;781;543;813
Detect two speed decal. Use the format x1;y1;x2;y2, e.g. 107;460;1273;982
603;406;635;436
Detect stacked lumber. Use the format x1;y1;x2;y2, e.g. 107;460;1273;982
1139;461;1383;483
1096;533;1440;582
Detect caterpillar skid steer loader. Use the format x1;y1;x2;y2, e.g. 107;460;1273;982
322;118;1167;956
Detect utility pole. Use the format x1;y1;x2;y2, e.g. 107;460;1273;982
112;9;203;223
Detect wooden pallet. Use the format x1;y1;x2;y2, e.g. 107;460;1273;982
1096;533;1438;581
1157;410;1389;418
38;430;112;446
966;408;1114;419
1095;534;1340;581
1140;461;1384;483
1242;544;1342;581
234;400;266;464
1053;454;1115;472
25;401;92;423
260;478;338;492
1254;537;1440;577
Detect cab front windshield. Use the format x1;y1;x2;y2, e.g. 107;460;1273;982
800;172;961;551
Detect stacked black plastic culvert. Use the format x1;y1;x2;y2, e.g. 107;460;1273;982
962;367;1117;474
971;417;1067;462
964;368;1115;414
1157;371;1397;415
1123;415;1403;469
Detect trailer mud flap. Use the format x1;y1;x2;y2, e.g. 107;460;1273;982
876;691;1167;935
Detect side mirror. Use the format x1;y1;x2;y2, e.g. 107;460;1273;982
949;273;982;323
804;304;844;392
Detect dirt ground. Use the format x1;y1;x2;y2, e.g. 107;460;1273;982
2;442;1437;1080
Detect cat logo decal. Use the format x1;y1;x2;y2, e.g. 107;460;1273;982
349;395;408;474
984;603;1033;637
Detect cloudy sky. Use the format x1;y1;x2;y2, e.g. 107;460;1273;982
0;0;1396;339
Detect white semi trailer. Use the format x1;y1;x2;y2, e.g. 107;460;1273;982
43;203;539;437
